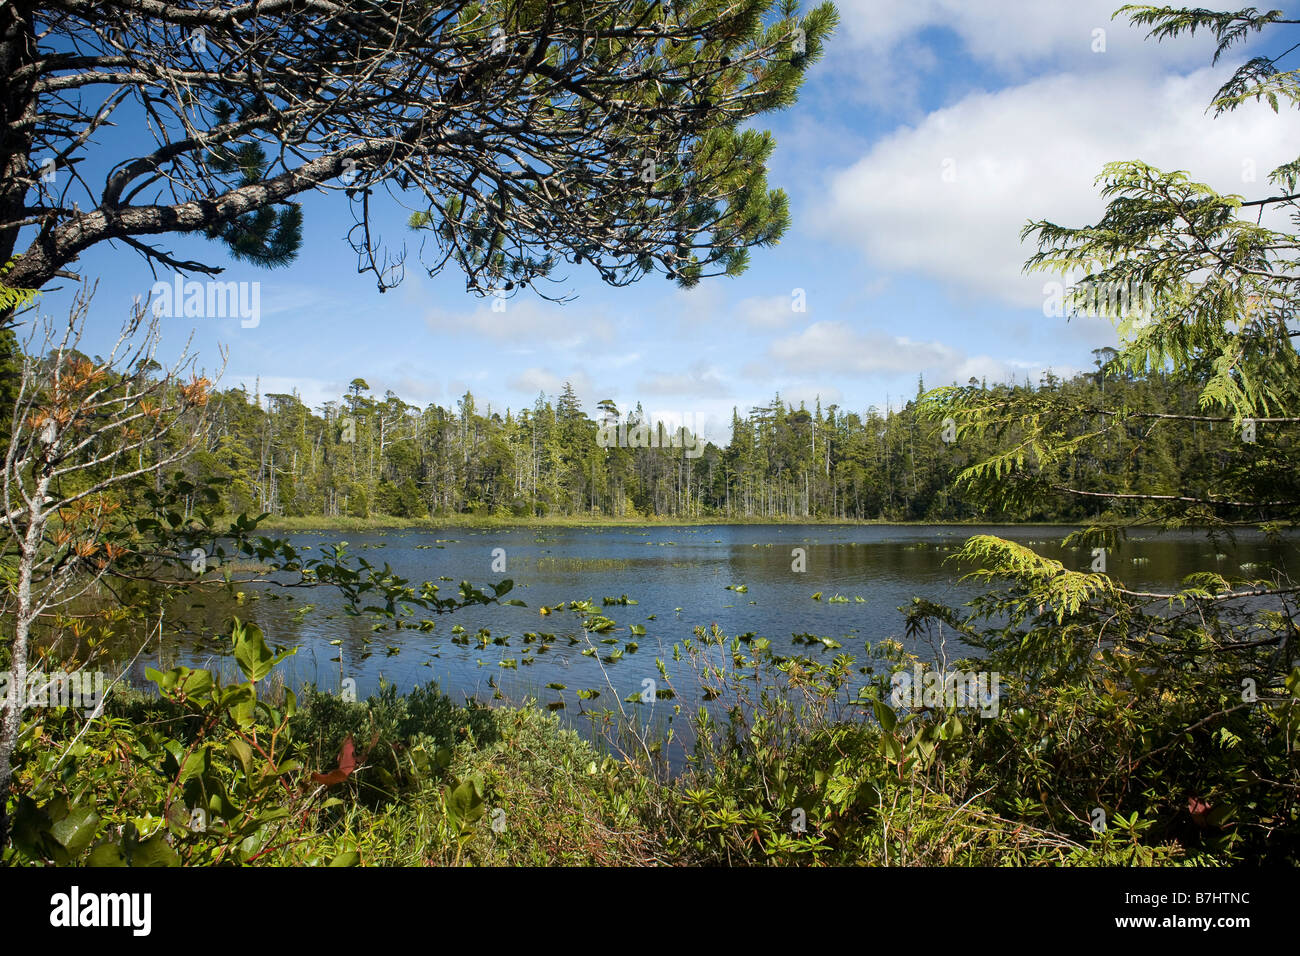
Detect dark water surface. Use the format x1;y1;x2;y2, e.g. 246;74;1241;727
134;524;1297;724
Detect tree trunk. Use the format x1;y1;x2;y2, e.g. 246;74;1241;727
0;2;37;275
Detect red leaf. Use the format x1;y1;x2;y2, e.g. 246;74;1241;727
311;735;357;786
1187;796;1212;827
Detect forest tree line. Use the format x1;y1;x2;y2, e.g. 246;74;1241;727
167;350;1241;523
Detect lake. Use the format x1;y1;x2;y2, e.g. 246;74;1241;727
128;524;1297;738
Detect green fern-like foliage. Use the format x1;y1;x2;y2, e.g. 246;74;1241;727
952;535;1117;624
922;5;1300;534
1020;161;1300;423
1120;5;1298;112
0;284;37;313
0;259;39;313
909;8;1300;862
0;260;36;445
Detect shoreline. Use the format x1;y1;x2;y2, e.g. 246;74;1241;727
254;513;1084;532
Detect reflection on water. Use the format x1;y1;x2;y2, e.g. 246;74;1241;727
116;523;1297;731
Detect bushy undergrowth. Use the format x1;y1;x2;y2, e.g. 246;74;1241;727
5;607;1296;866
649;602;1297;866
3;623;656;866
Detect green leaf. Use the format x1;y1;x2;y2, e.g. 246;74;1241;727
87;841;128;867
233;620;277;681
179;746;210;784
872;699;897;733
49;806;100;856
445;777;485;830
881;735;903;763
131;834;181;867
229;738;254;775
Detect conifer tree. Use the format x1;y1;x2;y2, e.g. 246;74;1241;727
0;0;836;313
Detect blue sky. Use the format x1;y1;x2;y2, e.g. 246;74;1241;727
22;1;1300;443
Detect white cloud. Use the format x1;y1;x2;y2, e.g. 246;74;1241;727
814;67;1297;307
772;321;959;374
226;374;342;412
951;356;1083;387
770;320;1071;389
377;374;444;407
832;0;1207;70
229;371;455;412
506;367;593;399
780;383;845;410
636;361;731;398
817;0;1217;113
